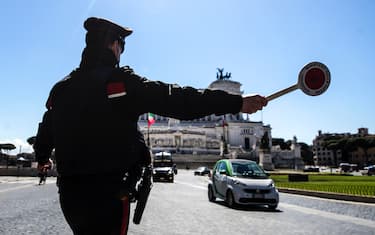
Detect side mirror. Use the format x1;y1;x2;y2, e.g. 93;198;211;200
219;169;227;175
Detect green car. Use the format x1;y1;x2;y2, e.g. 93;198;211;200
208;159;279;209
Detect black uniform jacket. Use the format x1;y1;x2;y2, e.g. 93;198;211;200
34;48;242;176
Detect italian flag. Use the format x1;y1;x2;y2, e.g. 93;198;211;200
148;113;155;127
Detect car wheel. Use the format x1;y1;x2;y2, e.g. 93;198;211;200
170;176;174;183
268;204;278;210
226;190;236;208
208;185;216;202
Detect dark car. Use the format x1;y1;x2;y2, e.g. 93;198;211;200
365;165;375;176
153;166;175;182
152;152;176;183
194;166;211;176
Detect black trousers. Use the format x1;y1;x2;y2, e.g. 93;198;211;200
58;174;131;235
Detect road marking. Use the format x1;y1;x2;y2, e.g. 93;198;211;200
0;184;35;193
0;180;55;193
175;180;207;190
280;202;375;228
176;179;375;228
7;180;39;184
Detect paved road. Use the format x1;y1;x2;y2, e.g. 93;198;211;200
0;171;374;235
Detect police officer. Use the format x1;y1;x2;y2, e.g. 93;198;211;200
34;17;267;235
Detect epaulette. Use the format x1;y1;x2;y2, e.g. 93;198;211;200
60;74;72;82
45;70;76;110
120;65;134;74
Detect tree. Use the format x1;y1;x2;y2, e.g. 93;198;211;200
322;139;342;167
0;143;16;169
299;142;314;165
322;136;375;167
260;131;270;151
272;138;290;150
340;138;357;163
352;137;375;166
27;136;36;146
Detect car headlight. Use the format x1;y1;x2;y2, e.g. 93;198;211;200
233;180;247;187
152;169;156;174
168;169;172;174
268;182;275;188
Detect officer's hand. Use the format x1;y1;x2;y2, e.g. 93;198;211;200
37;160;52;173
241;94;268;114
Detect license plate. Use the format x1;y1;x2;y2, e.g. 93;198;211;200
253;193;264;199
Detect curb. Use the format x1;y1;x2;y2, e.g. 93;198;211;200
278;187;375;204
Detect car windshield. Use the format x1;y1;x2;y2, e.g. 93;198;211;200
231;162;268;179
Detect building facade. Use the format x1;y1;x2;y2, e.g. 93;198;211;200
312;128;375;167
138;77;271;154
138;70;303;170
137;71;302;170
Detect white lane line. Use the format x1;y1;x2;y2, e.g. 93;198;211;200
7;180;39;184
0;181;55;193
0;184;34;193
279;203;375;229
175;180;207;190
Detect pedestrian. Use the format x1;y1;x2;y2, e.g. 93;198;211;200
38;158;52;185
33;17;267;235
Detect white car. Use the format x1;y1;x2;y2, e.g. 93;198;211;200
208;159;279;209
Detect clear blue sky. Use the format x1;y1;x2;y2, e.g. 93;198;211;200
1;0;374;154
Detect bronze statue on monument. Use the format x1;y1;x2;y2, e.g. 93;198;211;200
216;68;231;80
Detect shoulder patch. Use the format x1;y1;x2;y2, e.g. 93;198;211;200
107;82;127;98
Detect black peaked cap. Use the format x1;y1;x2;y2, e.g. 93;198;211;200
84;17;133;38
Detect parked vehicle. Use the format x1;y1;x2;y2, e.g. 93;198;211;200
339;163;358;173
194;166;211;176
152;152;176;183
303;166;320;172
364;165;375;176
208;159;279;209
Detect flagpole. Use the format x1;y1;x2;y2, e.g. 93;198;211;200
147;124;150;147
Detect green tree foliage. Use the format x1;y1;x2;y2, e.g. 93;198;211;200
352;137;375;165
0;143;16;168
27;136;36;145
272;138;313;165
0;143;16;150
299;142;314;165
322;139;342;166
272;138;290;150
322;136;375;167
